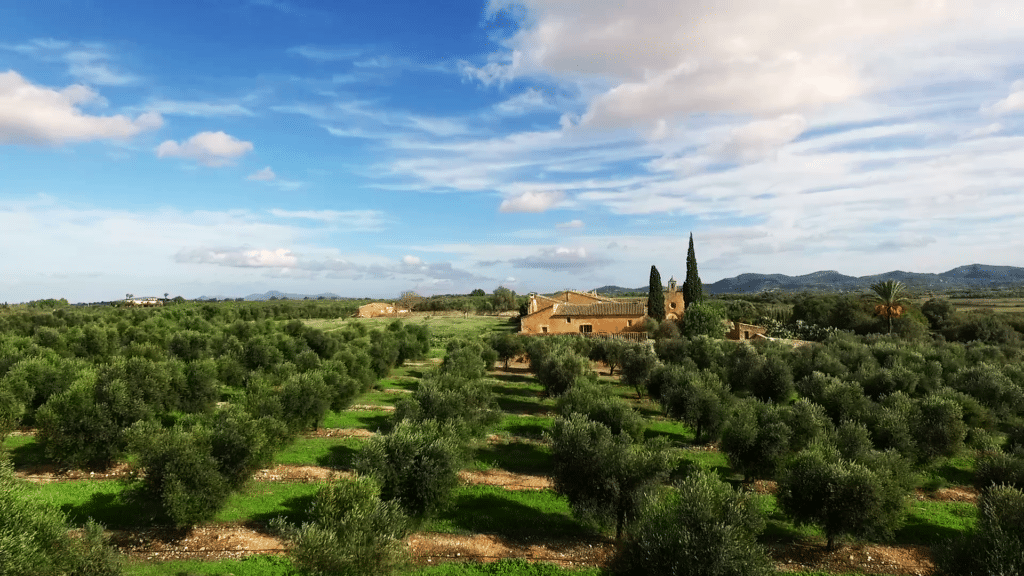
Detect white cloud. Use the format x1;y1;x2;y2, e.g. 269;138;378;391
987;79;1024;114
287;45;365;62
248;166;276;181
403;255;422;265
963;123;1003;139
509;246;611;271
493;88;555;116
177;247;298;268
268;209;385;230
147;99;254;117
716;114;808;162
64;49;138;86
499;190;564;213
556;219;584;228
156;131;254;166
0;70;162;145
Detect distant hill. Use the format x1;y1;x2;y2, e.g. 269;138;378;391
196;290;356;301
704;264;1024;294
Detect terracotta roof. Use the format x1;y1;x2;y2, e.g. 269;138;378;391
552;301;646;316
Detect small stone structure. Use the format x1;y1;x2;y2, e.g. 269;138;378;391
725;321;768;341
520;285;681;338
355;302;410;318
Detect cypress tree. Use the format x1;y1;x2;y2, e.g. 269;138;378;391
683;233;704;306
647;265;665;321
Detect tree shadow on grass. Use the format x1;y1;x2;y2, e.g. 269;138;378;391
643;427;691;445
60;487;166;529
491;373;537;385
345;412;391;430
495;397;551;414
500;421;550;439
10;438;49;468
247;493;316;527
893;505;975;545
317;443;362;469
491;383;542;397
473;443;551;475
433;491;595;542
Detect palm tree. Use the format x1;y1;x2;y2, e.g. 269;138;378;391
870;279;910;334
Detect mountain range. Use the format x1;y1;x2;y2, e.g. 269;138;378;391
594;264;1024;296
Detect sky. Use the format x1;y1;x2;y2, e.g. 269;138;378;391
3;0;1024;303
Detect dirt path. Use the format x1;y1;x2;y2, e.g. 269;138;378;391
101;522;937;574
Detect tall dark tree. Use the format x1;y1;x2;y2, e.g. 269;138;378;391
683;233;704;307
647;265;666;321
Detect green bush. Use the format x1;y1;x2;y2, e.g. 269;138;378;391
974;452;1024;492
613;470;771;576
0;455;123;575
548;414;672;538
393;374;500;438
537;348;594;397
619;344;659;399
488;332;526;370
935;485;1024;575
777;448;910;551
272;475;411;576
660;368;731;443
681;303;726;339
440;338;497;380
557;382;646;441
719;400;794;481
355;419;464;517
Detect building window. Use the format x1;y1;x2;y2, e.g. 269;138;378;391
670;302;677;309
566;317;571;323
627;320;632;327
541;326;548;333
744;331;750;339
580;324;593;333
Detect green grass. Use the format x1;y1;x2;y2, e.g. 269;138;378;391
643;419;694;446
424;485;594;539
26;480;164;529
472;441;552;475
492;414;554;439
125;555;295;576
759;494;825;543
2;434;50;468
275;436;365;468
352;389;410;407
675;449;734;477
322;409;392;431
894;500;976;545
216;482;321;525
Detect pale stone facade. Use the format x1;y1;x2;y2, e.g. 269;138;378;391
356;302;410;318
520;286;682;337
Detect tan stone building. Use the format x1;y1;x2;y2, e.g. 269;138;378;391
355;302;410;318
726;321;769;341
520;282;685;337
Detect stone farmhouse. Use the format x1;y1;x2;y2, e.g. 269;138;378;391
355;302;411;318
126;297;163;307
520;277;686;338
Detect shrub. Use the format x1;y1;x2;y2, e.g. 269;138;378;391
619;344;659;398
126;420;231;528
720;400;794;481
777;448;910;551
1;455;122;576
749;353;794;403
488;332;526;370
440;338;497;380
935;485;1024;575
272;475;411;576
557;382;646;441
280;372;332;432
613;470;772;576
911;396;967;464
681;303;726;339
537;348;594;397
393;374;500;438
549;414;672;538
355;419;464;517
974;452;1024;492
660;368;731;443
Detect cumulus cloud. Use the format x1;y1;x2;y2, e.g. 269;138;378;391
176;247;298;268
556;219;584;228
716;114;808;162
0;70;162;145
156;131;253;166
403;255;422;265
499;190;564;213
480;0;1002;131
986;79;1024;114
248;166;276;181
509;246;610;271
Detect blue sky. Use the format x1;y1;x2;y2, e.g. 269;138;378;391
3;0;1024;303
